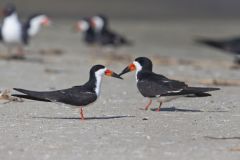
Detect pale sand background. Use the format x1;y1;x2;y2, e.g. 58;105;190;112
0;19;239;160
0;1;240;159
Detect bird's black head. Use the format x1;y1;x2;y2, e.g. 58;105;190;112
135;57;153;71
89;65;123;80
119;57;153;76
2;3;16;17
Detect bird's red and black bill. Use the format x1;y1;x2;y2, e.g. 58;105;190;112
105;69;123;79
41;17;51;26
119;63;136;76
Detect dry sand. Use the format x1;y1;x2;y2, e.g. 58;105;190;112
0;19;239;160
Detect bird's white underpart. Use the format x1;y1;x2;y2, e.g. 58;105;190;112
94;68;107;96
133;61;142;82
2;13;22;45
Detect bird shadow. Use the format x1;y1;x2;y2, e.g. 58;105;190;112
204;136;240;140
1;55;44;63
149;107;203;112
32;115;135;120
149;107;228;113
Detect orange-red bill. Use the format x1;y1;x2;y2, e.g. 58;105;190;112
119;63;136;76
42;17;51;26
105;69;123;79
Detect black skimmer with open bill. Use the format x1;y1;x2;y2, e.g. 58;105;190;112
119;57;220;111
91;14;132;47
12;65;122;120
0;4;50;56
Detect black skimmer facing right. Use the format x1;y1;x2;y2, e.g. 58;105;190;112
0;4;50;56
12;65;122;120
119;57;220;111
195;37;240;64
76;17;96;45
91;14;132;47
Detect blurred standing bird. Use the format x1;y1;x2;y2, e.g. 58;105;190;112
76;17;96;45
119;57;220;111
195;37;240;65
90;14;132;47
12;65;123;120
0;4;50;57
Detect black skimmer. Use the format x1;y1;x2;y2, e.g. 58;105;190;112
91;14;132;47
12;65;122;120
119;57;220;111
0;4;50;56
76;17;96;45
195;37;240;64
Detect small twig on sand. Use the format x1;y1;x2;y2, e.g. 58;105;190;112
0;89;24;103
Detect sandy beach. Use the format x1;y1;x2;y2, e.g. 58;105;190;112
0;19;239;160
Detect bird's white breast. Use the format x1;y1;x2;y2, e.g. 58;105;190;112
2;13;22;44
94;68;106;96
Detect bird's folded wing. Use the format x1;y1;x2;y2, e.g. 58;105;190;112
13;88;97;106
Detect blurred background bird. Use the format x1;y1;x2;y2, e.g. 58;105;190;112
0;3;51;58
75;17;96;45
91;14;132;47
195;37;240;65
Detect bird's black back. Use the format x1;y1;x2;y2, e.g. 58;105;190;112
137;71;219;98
98;29;131;47
137;71;188;97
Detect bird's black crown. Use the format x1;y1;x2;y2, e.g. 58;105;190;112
90;65;105;73
135;57;153;71
3;3;16;16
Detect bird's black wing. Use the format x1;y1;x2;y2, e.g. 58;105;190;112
13;86;97;106
0;25;2;41
84;28;96;44
224;37;240;54
21;24;30;45
100;30;131;46
195;37;240;54
137;71;188;97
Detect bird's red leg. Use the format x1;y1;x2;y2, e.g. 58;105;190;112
145;99;152;110
156;101;163;112
17;46;25;56
80;107;85;120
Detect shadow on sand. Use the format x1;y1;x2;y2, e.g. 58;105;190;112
32;115;135;120
149;107;228;113
204;136;240;140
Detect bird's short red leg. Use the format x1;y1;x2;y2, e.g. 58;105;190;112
145;99;152;110
17;46;25;56
80;107;85;120
156;101;163;112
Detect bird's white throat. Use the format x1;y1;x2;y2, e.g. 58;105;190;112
94;68;106;96
133;61;142;82
28;15;47;37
